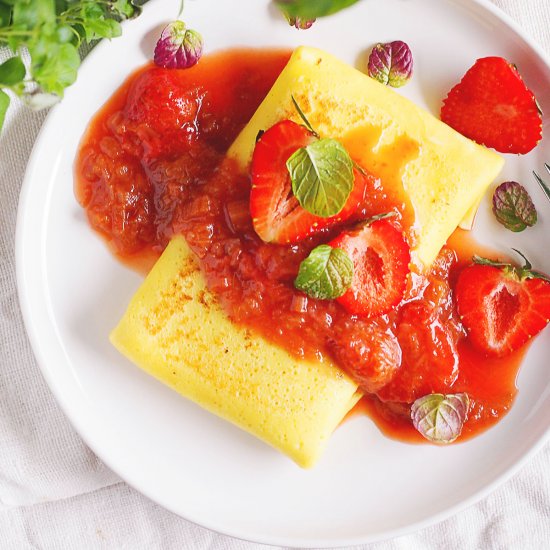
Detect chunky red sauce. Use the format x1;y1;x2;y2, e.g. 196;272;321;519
76;49;524;443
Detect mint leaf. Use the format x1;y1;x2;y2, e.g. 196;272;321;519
294;244;353;300
492;181;537;232
368;41;413;88
411;393;469;444
13;0;55;29
154;21;203;69
112;0;142;19
0;89;10;132
31;42;80;96
276;0;361;19
0;56;26;87
288;138;354;218
83;16;122;41
0;3;12;27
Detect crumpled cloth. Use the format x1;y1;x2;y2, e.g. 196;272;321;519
0;0;548;548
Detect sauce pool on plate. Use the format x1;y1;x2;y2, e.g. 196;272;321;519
75;48;524;443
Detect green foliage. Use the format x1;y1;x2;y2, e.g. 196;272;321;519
276;0;361;19
0;0;144;132
0;88;9;128
294;244;353;300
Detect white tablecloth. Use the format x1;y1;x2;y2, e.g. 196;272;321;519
1;1;549;548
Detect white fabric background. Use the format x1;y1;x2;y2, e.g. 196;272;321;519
0;0;549;548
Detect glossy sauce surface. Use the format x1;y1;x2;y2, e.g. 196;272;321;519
75;49;523;443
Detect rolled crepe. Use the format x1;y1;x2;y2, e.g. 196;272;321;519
228;46;504;267
110;237;361;468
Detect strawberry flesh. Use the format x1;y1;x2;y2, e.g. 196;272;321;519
456;264;550;356
329;219;410;317
441;56;542;154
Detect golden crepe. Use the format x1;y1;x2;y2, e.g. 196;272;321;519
112;46;504;468
111;237;361;468
228;46;504;267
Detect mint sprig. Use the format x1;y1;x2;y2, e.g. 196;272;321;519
288;138;354;218
287;95;357;218
411;393;470;444
294;244;353;300
0;0;143;133
492;181;537;232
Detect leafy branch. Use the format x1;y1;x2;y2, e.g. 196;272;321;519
0;0;144;132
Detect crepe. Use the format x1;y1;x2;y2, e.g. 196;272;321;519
110;237;361;468
228;46;504;267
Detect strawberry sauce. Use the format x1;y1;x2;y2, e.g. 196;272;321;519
75;49;525;443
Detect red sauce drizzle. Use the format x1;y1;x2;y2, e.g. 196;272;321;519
75;49;524;444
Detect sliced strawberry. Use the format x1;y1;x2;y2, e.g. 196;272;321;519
455;259;550;356
329;219;410;317
250;120;372;243
441;56;542;154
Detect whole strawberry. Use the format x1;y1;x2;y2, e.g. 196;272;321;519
455;253;550;356
441;57;542;154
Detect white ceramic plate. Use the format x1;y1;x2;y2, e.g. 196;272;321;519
16;0;550;546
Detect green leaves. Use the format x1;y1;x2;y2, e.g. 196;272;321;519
31;42;80;96
287;138;354;218
0;3;12;27
13;0;55;29
0;57;26;86
79;2;122;41
276;0;361;19
294;244;353;300
0;0;143;133
492;181;537;232
411;393;470;444
0;89;10;130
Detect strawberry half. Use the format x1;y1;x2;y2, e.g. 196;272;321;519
441;57;542;154
250;120;371;244
455;255;550;356
328;218;410;317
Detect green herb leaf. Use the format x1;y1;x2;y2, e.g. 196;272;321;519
31;41;80;96
13;0;55;29
492;181;537;232
288;138;354;218
112;0;142;19
0;3;12;27
0;0;144;133
411;393;469;444
83;16;122;41
0;89;10;132
276;0;361;19
0;56;26;87
294;244;354;300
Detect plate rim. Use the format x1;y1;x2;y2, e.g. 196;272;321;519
15;0;550;546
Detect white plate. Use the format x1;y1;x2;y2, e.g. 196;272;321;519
16;0;550;546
